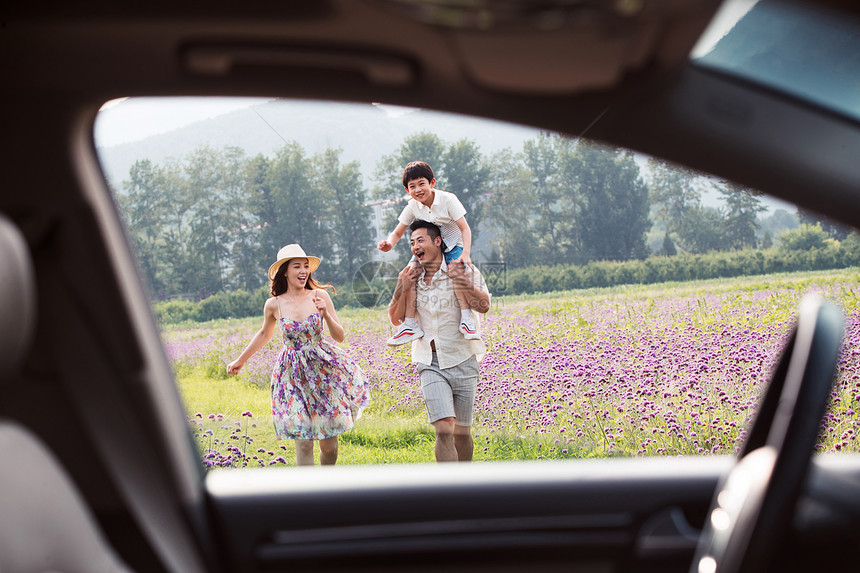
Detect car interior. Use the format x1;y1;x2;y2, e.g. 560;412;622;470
2;0;860;572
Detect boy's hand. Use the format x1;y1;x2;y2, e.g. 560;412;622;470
378;240;392;252
450;254;472;267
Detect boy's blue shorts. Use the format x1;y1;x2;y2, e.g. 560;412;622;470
411;246;463;264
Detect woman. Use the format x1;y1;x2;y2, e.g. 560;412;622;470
227;244;371;465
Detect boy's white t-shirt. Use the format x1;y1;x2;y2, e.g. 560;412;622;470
398;189;466;252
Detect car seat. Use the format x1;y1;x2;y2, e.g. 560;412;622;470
0;212;131;573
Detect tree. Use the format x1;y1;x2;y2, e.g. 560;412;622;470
797;208;853;240
647;158;703;251
242;154;276;288
662;232;677;256
680;206;726;253
266;142;333;268
760;208;799;243
314;149;372;284
121;159;169;296
226;150;266;292
779;223;829;251
717;181;766;249
569;143;650;262
441;139;490;241
522;132;566;264
184;146;244;297
373;132;445;201
482;148;535;267
151;159;194;298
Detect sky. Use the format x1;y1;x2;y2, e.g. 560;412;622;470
94;98;418;148
95;97;271;147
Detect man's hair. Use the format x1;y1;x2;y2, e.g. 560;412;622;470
409;219;442;242
402;161;435;188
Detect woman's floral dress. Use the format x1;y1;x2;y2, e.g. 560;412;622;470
271;309;371;440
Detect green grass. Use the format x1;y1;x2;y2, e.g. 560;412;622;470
174;267;860;468
180;365;438;466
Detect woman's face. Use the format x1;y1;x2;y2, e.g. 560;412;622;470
284;258;311;290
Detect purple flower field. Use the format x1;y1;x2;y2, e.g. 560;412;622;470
165;271;860;464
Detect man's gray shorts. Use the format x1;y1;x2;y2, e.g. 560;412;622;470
416;353;479;426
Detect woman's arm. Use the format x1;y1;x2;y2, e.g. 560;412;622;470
227;299;278;374
314;289;346;343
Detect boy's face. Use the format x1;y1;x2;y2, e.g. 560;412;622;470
405;177;435;206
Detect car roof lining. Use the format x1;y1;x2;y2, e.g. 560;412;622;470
5;1;857;226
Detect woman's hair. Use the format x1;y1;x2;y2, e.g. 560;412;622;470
270;260;335;297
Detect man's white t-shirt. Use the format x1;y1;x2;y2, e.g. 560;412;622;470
412;260;489;369
398;189;466;252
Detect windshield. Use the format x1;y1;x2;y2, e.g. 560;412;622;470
692;0;860;123
94;95;860;470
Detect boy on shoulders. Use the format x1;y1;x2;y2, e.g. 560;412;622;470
378;161;479;346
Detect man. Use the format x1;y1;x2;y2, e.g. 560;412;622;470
388;220;491;462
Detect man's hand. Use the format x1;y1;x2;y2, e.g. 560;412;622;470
448;260;490;313
400;262;422;284
447;258;468;282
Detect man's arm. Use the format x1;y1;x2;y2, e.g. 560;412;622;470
448;262;490;314
387;264;421;324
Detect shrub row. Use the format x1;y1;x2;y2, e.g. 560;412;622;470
153;241;860;324
497;243;860;296
154;287;269;324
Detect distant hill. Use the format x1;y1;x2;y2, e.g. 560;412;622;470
96;99;542;192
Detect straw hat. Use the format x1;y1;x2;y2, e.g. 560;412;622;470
267;244;321;280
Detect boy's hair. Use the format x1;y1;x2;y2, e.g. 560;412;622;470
402;161;435;188
409;219;443;243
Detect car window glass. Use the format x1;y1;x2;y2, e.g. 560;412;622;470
94;97;860;470
692;0;860;122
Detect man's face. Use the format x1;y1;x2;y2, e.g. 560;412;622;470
410;228;441;264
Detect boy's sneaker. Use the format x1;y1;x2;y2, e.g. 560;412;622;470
387;323;424;346
459;315;480;340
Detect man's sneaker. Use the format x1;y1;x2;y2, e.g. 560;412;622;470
459;316;480;340
387;323;424;346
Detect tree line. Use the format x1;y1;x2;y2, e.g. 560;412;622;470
116;130;845;302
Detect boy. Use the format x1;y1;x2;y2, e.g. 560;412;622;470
378;161;479;345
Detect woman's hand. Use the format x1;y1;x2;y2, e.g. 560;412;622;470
227;360;243;375
313;291;327;318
